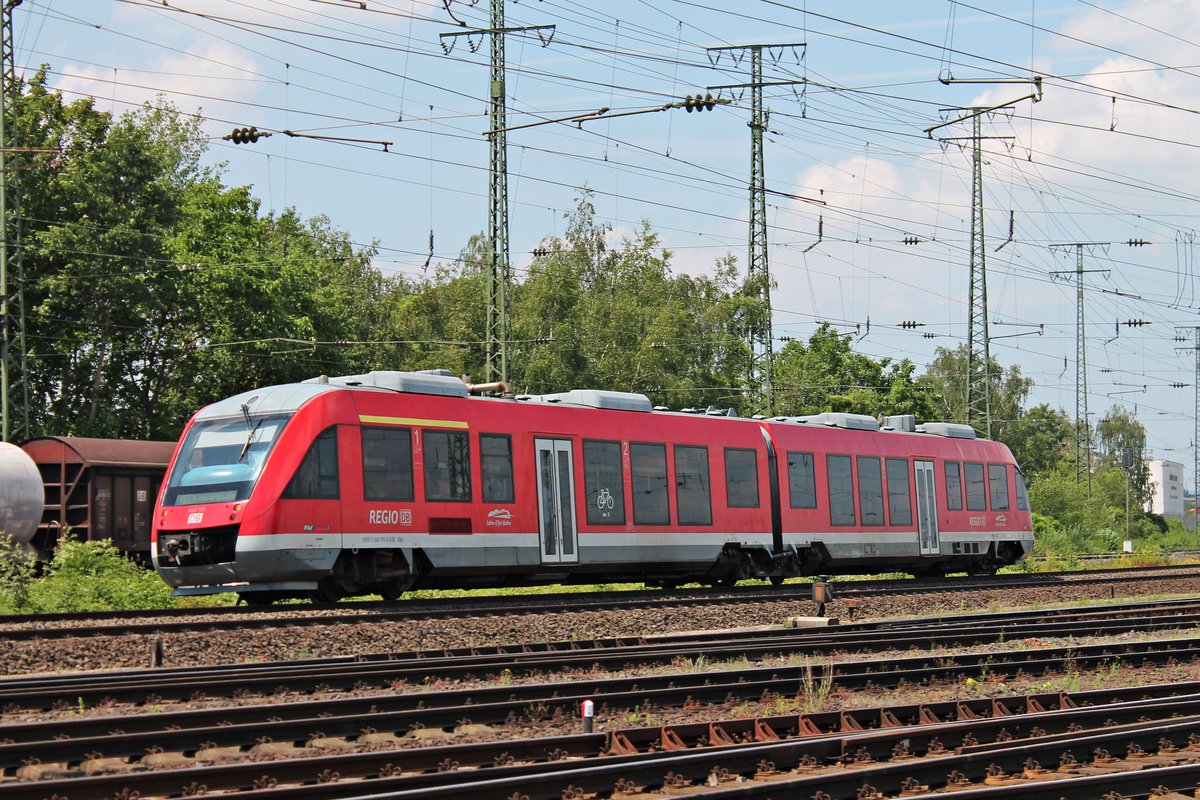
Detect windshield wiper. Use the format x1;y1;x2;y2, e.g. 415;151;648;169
238;404;265;463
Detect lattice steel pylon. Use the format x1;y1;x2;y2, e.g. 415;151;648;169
1073;246;1089;494
747;46;772;415
1176;327;1200;538
965;113;991;439
706;42;806;416
925;78;1042;440
441;5;553;386
1048;242;1102;497
485;0;509;386
0;0;26;443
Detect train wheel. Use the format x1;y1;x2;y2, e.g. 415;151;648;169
769;576;785;586
313;578;345;604
239;592;274;606
378;579;413;602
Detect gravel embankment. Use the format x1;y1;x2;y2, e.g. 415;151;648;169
3;574;1199;676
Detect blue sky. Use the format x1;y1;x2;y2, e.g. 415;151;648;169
17;0;1200;488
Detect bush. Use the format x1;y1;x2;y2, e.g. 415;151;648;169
1094;528;1122;553
0;535;36;613
3;535;176;614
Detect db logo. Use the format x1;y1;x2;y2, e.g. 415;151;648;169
187;512;204;524
399;510;413;525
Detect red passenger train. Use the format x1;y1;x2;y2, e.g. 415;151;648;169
152;370;1033;603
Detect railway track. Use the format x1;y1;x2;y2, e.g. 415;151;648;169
3;598;1200;784
4;562;1200;642
6;679;1200;798
7;593;1200;798
3;595;1200;712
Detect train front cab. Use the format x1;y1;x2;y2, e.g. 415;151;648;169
153;383;350;598
155;374;534;602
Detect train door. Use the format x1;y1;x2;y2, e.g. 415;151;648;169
534;438;578;564
914;459;940;556
112;475;133;551
132;476;153;553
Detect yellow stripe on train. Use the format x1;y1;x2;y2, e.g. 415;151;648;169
358;414;469;429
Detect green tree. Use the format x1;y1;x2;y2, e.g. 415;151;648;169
1027;466;1123;546
1094;405;1152;510
918;344;1032;441
771;324;939;420
1003;403;1073;479
376;233;490;380
10;70;383;439
510;197;746;409
15;73;202;436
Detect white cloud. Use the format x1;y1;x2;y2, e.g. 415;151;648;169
51;40;264;126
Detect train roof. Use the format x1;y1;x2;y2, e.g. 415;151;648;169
21;436;177;468
200;369;988;443
196;383;342;420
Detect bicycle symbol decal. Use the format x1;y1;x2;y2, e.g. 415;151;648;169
596;487;615;510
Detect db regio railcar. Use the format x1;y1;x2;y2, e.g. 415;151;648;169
152;370;1033;603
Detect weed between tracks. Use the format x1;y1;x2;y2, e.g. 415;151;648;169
799;660;835;712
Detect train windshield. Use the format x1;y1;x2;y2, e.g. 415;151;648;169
161;413;291;506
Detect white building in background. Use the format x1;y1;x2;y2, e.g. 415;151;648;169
1146;459;1185;518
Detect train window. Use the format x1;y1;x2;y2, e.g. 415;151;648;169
283;427;340;499
988;464;1010;511
886;458;912;526
944;462;963;511
163;413;290;506
827;454;855;526
480;434;514;503
857;456;884;526
1015;470;1030;511
584;440;625;525
631;443;669;525
424;430;472;502
787;451;817;509
724;448;760;508
674;445;712;525
361;427;414;501
964;462;987;511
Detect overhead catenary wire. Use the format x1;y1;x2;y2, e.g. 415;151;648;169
16;0;1200;458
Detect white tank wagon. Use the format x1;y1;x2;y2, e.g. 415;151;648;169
0;442;43;546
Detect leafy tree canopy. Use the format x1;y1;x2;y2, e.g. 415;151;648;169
917;343;1032;441
12;70;381;439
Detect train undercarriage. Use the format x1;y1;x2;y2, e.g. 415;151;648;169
229;537;1030;605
